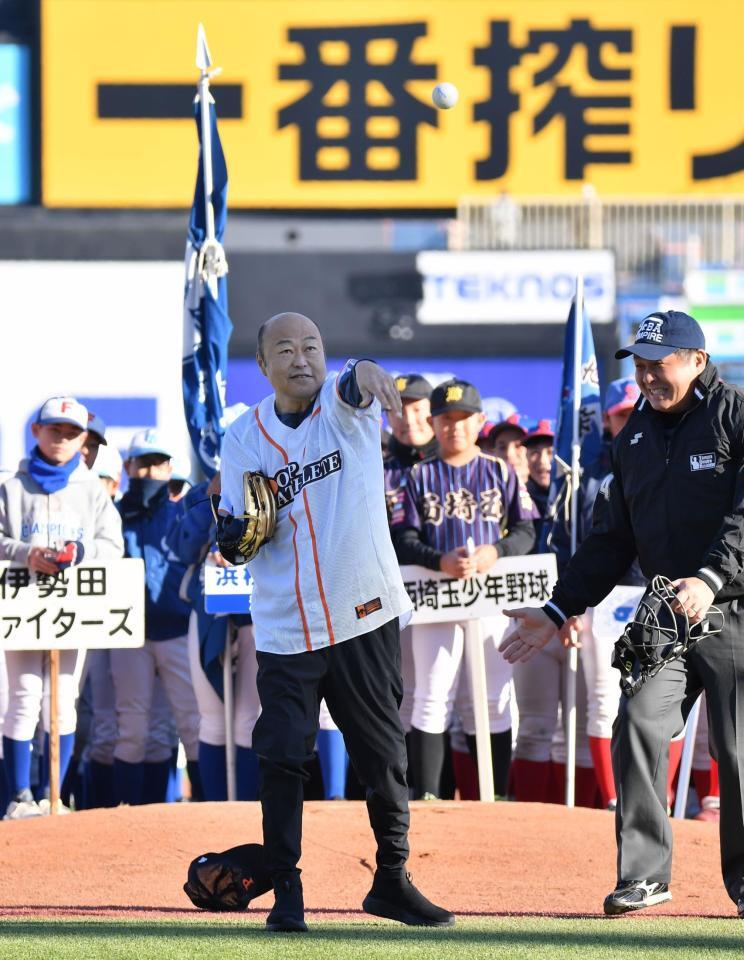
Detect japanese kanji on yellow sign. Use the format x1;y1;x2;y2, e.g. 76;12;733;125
42;0;744;207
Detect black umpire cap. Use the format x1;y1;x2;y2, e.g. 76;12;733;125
430;379;483;416
394;374;433;401
616;310;706;361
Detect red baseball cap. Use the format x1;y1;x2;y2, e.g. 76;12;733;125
486;413;528;443
523;419;555;446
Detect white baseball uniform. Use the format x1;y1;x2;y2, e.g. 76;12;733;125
220;367;412;654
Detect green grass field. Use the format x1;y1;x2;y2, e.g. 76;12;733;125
1;917;741;960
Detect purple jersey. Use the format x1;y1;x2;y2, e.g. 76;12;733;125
383;436;438;527
395;452;538;553
384;459;407;527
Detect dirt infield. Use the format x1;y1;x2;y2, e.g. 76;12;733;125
0;801;732;920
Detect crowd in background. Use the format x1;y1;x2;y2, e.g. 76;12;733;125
0;371;720;821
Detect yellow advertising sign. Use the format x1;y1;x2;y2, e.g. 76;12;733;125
42;0;744;207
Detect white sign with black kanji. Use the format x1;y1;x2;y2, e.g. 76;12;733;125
0;560;145;651
401;554;558;625
203;562;253;615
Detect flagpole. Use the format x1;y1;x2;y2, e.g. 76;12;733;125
192;23;234;798
196;23;217;243
565;275;584;808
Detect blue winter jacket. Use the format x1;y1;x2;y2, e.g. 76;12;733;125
165;481;250;698
118;478;190;640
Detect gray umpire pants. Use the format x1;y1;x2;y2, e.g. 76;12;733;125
612;597;744;904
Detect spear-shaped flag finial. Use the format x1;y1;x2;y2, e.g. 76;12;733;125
196;23;212;73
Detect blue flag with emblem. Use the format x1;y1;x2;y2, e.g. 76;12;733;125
541;294;603;556
182;96;232;479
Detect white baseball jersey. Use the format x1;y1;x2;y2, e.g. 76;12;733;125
220;369;413;655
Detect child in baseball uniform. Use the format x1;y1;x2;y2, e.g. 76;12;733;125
85;443;182;808
382;374;438;794
0;397;123;818
110;429;201;805
81;412;108;470
392;379;537;799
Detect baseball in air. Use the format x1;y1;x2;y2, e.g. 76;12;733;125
432;82;459;110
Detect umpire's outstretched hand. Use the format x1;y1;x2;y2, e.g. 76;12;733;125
501;607;560;663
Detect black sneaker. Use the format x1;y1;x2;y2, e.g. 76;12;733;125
265;875;308;933
603;880;671;915
362;872;455;927
737;898;744;919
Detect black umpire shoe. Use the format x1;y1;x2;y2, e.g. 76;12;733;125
603;880;672;915
265;875;308;933
362;871;455;927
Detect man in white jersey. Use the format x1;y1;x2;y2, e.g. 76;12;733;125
219;312;454;933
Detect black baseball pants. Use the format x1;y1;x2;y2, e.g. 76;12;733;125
612;597;744;903
252;617;410;881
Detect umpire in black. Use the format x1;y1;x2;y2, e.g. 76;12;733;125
502;310;744;917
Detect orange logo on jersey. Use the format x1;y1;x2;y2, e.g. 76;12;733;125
445;385;464;403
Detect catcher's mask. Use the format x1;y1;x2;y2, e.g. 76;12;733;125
612;575;723;698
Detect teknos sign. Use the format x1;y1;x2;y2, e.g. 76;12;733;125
416;250;616;323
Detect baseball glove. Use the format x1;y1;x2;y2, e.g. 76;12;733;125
612;575;723;697
211;471;277;565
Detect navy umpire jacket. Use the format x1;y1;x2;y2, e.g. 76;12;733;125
545;362;744;625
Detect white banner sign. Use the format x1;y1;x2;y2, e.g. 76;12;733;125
416;250;616;324
201;553;557;622
401;554;558;625
204;563;252;615
0;559;145;651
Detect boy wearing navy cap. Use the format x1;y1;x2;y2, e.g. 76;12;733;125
383;374;438;788
384;374;438;514
392;379;537;800
82;412;108;469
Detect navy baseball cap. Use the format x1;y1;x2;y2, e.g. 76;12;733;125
86;412;108;445
394;374;433;401
430;379;482;416
615;310;706;361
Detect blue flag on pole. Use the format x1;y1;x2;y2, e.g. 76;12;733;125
541;295;603;557
182;98;232;478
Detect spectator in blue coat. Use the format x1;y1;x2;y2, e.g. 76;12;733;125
110;429;201;805
167;469;261;801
